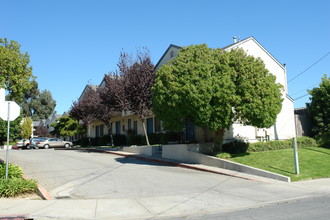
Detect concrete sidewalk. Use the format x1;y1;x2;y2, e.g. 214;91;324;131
1;178;330;220
1;150;330;220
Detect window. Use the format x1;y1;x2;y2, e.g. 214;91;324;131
147;118;154;134
100;125;104;136
128;119;132;130
155;117;162;132
133;121;138;135
115;121;121;135
95;126;100;137
109;123;113;135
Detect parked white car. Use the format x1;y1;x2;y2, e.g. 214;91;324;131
35;138;73;149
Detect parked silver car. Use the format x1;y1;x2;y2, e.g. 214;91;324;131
28;137;48;149
35;138;73;149
12;139;30;149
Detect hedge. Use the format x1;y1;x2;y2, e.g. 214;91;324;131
79;131;183;147
222;136;317;154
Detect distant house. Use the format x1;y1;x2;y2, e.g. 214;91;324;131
32;112;64;137
81;36;296;143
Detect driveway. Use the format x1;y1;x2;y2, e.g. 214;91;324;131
2;149;264;200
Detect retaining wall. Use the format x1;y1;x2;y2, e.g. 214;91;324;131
162;144;290;182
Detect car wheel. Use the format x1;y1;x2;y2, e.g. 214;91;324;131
44;144;50;149
64;143;70;148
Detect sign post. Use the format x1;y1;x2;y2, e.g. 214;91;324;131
0;101;20;180
292;137;300;174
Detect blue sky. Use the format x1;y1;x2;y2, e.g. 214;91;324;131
1;0;329;114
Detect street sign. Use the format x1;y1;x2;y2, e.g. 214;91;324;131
0;101;20;121
0;101;20;180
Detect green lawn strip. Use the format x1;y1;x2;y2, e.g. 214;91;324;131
224;147;330;181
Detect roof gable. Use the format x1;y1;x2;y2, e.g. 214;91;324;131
78;84;98;101
154;44;182;70
223;36;285;70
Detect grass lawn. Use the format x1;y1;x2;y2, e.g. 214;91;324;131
225;147;330;181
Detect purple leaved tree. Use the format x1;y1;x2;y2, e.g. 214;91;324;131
118;49;155;145
97;73;123;146
69;86;99;136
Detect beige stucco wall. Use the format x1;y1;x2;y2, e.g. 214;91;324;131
89;113;158;137
224;38;296;141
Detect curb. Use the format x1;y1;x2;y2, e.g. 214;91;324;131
23;175;53;200
56;148;272;183
36;183;53;200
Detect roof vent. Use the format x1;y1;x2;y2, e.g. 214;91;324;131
233;36;241;43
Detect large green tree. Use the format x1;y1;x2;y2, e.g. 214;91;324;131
152;44;283;151
0;114;23;143
30;90;56;120
19;79;40;117
51;116;84;138
308;74;330;147
0;38;34;102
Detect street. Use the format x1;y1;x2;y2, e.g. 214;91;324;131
160;194;330;220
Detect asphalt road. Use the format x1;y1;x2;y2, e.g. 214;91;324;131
159;194;330;220
1;149;262;200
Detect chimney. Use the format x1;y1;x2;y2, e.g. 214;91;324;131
233;36;237;43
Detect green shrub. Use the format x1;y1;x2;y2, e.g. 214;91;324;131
89;137;100;146
0;162;38;198
98;135;112;146
313;132;330;148
148;133;164;145
113;134;127;146
80;137;90;147
127;135;145;146
73;139;81;146
248;139;292;152
216;152;232;159
163;131;183;144
222;140;249;154
246;137;317;153
0;163;23;179
0;178;37;198
296;136;317;148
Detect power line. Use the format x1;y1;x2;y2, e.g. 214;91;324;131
288;51;330;83
294;93;309;101
290;82;319;96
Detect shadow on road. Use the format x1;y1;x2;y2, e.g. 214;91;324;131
114;156;175;167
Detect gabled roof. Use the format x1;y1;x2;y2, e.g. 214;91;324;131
154;44;182;70
155;37;285;71
223;36;285;70
78;84;98;101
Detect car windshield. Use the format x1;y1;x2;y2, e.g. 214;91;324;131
33;138;47;142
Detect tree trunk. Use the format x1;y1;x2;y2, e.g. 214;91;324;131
141;119;150;146
108;123;114;147
214;128;225;152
